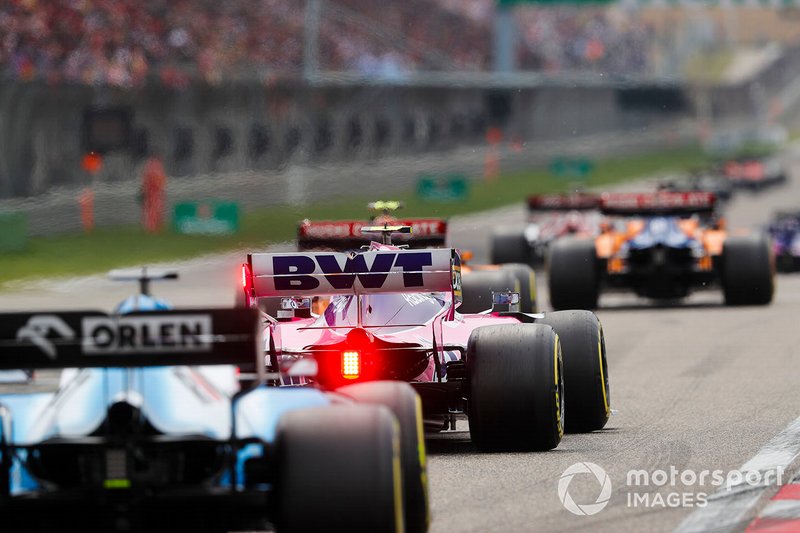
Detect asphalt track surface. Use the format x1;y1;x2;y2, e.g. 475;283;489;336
2;149;800;532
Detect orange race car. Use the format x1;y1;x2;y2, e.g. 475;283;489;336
547;191;774;309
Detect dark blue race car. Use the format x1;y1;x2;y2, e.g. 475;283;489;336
768;210;800;272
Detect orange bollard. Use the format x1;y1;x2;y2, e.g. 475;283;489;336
484;147;500;181
81;152;103;175
484;127;503;181
79;187;95;233
768;98;783;123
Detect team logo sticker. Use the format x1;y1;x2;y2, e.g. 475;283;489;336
16;315;76;359
82;315;212;354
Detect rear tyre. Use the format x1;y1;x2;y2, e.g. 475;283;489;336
467;324;564;451
459;270;518;314
339;382;429;533
490;227;529;265
500;263;538;312
722;234;774;306
548;237;599;310
537;310;610;433
274;405;402;533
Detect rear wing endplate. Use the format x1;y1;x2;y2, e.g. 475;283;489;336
247;249;460;298
0;308;261;370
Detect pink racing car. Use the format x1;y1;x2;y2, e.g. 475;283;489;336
241;232;611;452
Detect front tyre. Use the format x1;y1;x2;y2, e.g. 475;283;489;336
467;324;564;451
500;263;538;312
537;310;610;433
459;269;518;314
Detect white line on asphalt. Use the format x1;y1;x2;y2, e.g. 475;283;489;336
674;415;800;533
759;500;800;520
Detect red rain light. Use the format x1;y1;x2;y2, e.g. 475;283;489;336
341;351;360;380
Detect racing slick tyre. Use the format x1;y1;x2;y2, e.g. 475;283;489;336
490;227;530;265
721;234;774;306
467;324;564;452
459;269;519;314
274;405;403;533
548;237;599;310
500;263;538;312
537;310;610;433
339;381;429;533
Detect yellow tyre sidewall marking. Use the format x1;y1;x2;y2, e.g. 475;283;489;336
392;418;405;533
414;394;431;528
554;333;564;439
597;323;611;417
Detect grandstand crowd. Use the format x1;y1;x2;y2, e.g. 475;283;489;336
0;0;654;87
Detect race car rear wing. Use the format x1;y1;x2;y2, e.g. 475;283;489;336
0;308;261;370
297;218;448;251
527;193;600;211
246;249;460;298
108;267;178;297
600;191;717;216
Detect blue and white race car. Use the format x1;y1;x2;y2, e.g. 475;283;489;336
0;269;427;533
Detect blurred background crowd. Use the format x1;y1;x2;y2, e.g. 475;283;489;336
0;0;729;87
2;0;799;208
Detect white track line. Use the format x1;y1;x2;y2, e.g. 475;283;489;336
674;415;800;533
758;499;800;520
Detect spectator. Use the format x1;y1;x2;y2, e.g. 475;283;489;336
140;151;167;233
0;0;656;86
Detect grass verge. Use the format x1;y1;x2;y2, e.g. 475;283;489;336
684;49;734;84
0;145;712;287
